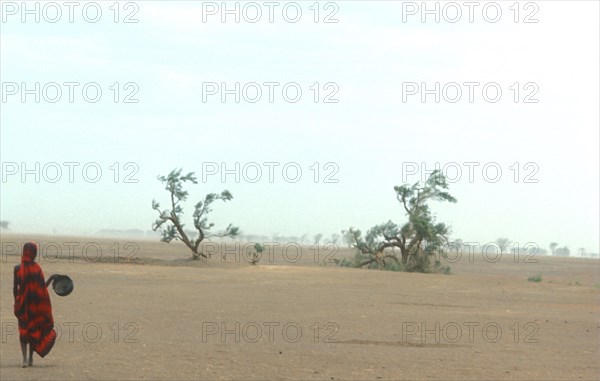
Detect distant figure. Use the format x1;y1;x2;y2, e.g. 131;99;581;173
13;242;57;367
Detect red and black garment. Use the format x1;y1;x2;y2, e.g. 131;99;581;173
13;242;57;357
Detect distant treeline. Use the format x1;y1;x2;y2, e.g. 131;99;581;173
92;229;598;258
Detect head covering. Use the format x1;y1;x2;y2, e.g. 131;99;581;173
22;241;37;263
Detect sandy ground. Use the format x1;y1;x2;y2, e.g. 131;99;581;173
1;234;599;380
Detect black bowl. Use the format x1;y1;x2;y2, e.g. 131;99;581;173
52;275;74;296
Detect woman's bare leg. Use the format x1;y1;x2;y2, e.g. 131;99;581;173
28;344;34;366
20;341;27;367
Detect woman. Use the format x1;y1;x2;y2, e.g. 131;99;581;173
13;242;57;367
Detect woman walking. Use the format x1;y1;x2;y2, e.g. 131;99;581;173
13;242;57;367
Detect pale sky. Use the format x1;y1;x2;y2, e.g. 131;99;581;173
1;1;598;253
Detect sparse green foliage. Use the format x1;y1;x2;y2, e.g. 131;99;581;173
383;260;402;272
344;170;457;273
248;243;264;265
405;250;443;273
337;257;359;268
0;220;9;230
345;222;402;270
549;242;559;255
313;233;324;244
393;170;456;262
527;274;542;282
152;169;239;260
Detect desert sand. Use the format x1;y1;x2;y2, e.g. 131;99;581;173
1;234;599;380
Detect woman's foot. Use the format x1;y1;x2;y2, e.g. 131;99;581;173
21;360;28;368
27;357;33;367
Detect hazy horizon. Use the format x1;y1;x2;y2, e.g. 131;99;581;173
1;1;599;253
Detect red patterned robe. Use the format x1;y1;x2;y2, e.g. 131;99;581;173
13;242;57;357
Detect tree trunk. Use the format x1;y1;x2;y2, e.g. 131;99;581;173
400;247;409;263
